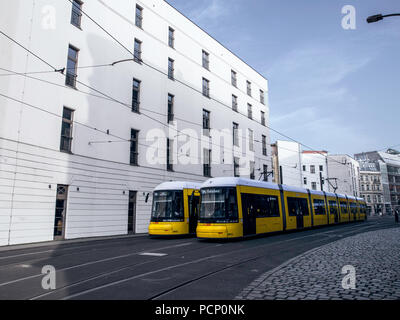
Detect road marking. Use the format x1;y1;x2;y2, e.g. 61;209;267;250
0;242;193;287
139;253;167;257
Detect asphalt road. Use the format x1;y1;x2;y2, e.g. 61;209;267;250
0;216;396;300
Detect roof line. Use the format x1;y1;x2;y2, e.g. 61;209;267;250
163;0;269;83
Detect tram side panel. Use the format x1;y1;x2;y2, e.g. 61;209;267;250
283;191;312;231
238;186;284;236
311;194;328;227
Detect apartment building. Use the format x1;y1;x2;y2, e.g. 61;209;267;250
359;171;384;215
0;0;270;245
301;151;329;191
355;149;400;214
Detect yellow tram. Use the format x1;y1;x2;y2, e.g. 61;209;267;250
197;177;367;239
148;181;201;236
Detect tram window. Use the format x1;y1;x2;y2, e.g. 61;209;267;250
287;197;309;216
329;201;338;215
350;203;357;214
151;190;184;222
340;201;348;214
313;199;326;215
242;194;280;218
299;198;309;216
200;187;238;223
226;188;238;220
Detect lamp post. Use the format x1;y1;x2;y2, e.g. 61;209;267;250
367;13;400;23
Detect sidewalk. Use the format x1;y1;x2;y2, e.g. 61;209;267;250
236;226;400;300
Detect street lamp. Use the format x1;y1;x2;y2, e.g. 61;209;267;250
367;13;400;23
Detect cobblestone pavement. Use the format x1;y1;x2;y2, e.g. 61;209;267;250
236;227;400;300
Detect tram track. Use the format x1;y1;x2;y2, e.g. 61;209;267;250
0;218;393;300
51;222;389;300
0;236;194;270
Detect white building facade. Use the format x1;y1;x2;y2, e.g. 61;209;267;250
0;0;270;245
272;141;358;195
271;141;302;187
327;155;360;197
301;151;329;191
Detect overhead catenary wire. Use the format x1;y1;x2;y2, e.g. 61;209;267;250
61;0;356;170
1;3;357;171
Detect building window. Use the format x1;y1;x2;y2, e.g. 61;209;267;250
232;95;238;112
203;109;210;134
262;135;267;156
167;138;173;171
202;78;210;97
66;45;79;88
250;161;255;180
261;111;266;126
263;165;269;182
304;177;307;185
134;39;142;63
168;94;174;123
319;165;324;172
248;129;254;152
247;104;252;119
311;182;317;190
135;5;143;28
233;122;239;146
310;165;316;174
71;0;82;28
303;165;306;172
132;78;141;113
234;157;240;177
60;107;74;153
260;89;265;105
202;50;210;70
231;70;237;87
168;58;174;80
247;80;252;96
168;27;175;48
130;129;139;166
203;148;212;177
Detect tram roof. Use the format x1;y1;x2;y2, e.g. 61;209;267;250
199;178;365;201
154;181;202;191
324;192;337;197
200;177;280;190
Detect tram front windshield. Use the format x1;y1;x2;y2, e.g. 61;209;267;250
151;190;184;222
200;187;238;223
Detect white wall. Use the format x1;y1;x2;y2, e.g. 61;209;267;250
301;152;329;191
327;155;360;197
0;0;270;245
276;141;302;188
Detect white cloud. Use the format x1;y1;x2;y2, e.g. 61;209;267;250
186;0;239;25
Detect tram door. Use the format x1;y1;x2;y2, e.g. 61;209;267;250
189;193;200;234
296;212;303;229
288;197;308;230
241;194;257;236
334;204;339;223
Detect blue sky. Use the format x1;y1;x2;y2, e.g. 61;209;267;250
167;0;400;156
